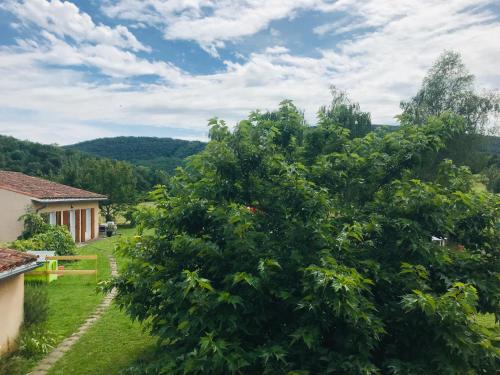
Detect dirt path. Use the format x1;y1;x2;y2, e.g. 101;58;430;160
28;256;118;375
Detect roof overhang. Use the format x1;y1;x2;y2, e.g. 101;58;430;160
0;261;39;281
32;197;108;204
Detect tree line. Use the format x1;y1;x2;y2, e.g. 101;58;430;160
65;136;206;172
0;135;168;218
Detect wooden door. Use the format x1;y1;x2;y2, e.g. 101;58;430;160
63;211;70;231
90;208;95;239
81;209;87;243
75;209;81;243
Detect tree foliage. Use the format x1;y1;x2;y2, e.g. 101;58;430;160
110;101;499;374
399;51;500;182
58;154;140;220
319;86;372;139
66;136;206;172
0;134;170;218
11;213;75;255
399;51;499;134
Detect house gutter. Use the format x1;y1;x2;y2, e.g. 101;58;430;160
35;202;48;213
0;261;40;281
32;197;108;204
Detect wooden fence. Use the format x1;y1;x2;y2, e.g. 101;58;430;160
28;255;98;282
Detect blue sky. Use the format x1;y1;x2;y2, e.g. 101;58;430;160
0;0;499;145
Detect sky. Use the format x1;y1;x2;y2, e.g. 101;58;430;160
0;0;499;145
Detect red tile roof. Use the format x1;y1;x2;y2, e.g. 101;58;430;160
0;248;37;272
0;171;107;200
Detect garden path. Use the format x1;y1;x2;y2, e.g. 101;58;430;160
27;255;118;375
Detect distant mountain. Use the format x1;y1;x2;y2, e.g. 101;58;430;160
0;134;72;178
0;134;168;196
66;136;206;172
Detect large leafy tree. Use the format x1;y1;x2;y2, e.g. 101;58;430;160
399;51;500;174
59;155;138;220
399;51;499;134
319;86;372;139
110;101;499;374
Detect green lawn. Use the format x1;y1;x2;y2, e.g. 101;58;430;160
48;305;155;375
0;228;147;375
46;227;157;375
42;229;140;343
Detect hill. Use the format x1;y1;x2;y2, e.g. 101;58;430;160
66;136;206;172
0;134;167;197
0;135;72;178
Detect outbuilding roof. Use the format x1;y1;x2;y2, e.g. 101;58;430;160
0;171;107;201
0;248;38;272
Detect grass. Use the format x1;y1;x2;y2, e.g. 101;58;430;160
0;228;140;374
42;229;139;343
48;305;155;375
45;226;156;374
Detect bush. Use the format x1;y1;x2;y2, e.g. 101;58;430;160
19;327;56;356
110;104;499;374
122;205;139;226
0;354;27;375
24;282;49;327
34;226;76;255
17;212;49;240
11;225;75;255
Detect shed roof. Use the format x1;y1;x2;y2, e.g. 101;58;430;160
0;248;38;272
0;171;107;200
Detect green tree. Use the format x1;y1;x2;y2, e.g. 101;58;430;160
59;155;138;220
399;51;500;173
109;104;499;374
0;134;177;201
17;212;49;240
399;51;499;134
319;86;372;139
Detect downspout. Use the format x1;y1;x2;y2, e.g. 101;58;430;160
35;202;48;213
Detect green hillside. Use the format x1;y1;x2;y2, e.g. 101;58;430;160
0;134;167;197
66;136;206;172
0;135;73;178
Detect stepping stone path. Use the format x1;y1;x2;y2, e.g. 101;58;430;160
28;256;119;375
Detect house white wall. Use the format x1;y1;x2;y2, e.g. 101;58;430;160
0;274;24;355
0;189;33;244
36;201;100;242
0;188;102;244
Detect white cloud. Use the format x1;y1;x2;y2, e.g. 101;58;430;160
102;0;337;55
0;0;499;144
3;0;149;51
313;18;366;36
264;46;289;54
2;0;184;82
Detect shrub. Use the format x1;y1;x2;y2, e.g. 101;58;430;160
19;327;56;356
0;354;26;375
24;281;49;327
17;212;49;240
110;104;499;374
11;225;75;255
122;205;139;226
33;226;76;255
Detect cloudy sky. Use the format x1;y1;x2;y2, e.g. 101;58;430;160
0;0;499;145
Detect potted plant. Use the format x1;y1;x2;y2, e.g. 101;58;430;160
106;221;117;237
